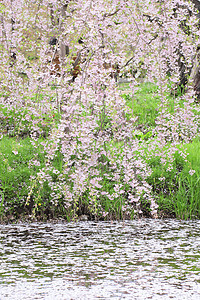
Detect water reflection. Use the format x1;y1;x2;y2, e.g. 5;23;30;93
0;219;200;299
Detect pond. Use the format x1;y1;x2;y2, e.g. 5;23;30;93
0;219;200;299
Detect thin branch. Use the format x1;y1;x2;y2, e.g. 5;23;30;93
103;8;120;19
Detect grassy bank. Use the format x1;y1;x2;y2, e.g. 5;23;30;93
0;82;200;222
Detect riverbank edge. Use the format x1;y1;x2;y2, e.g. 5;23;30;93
0;210;177;224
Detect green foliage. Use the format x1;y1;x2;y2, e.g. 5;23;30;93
0;136;36;217
147;139;200;219
121;82;160;128
173;139;200;219
0;136;64;219
0;102;60;138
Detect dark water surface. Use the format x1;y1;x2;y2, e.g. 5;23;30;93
0;219;200;299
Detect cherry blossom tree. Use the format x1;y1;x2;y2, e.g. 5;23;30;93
1;0;200;219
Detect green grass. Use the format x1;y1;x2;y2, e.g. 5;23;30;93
0;102;61;138
0;136;60;219
173;139;200;219
120;82;160;128
120;82;186;130
0;136;37;217
147;138;200;219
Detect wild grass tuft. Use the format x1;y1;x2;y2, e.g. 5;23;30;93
147;138;200;219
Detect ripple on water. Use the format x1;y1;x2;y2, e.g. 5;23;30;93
0;219;200;299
